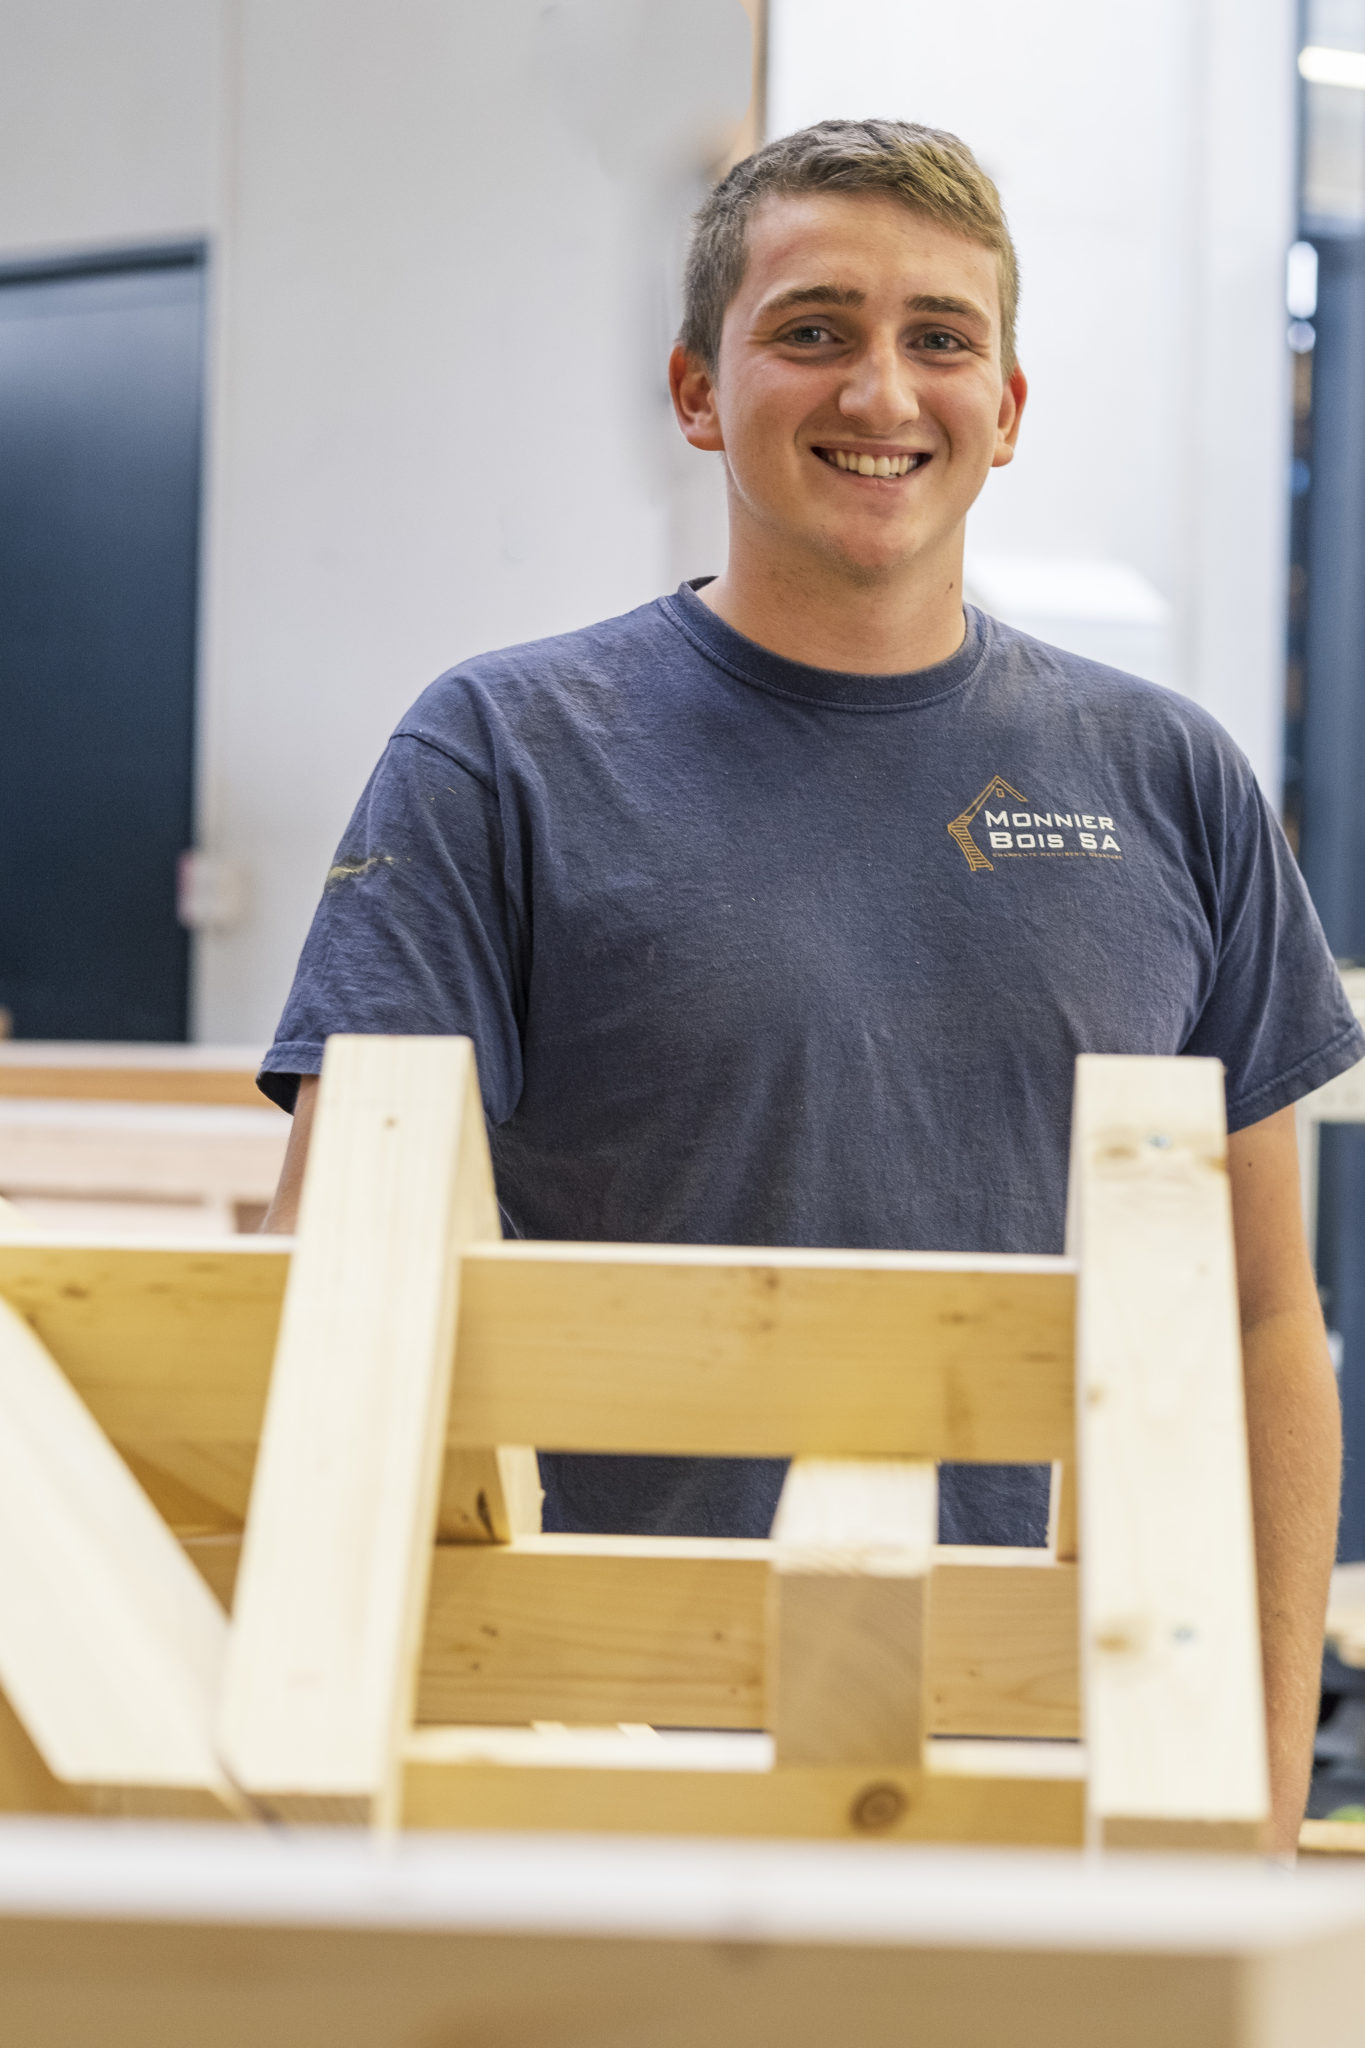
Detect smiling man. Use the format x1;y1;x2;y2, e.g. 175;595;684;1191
260;121;1364;1851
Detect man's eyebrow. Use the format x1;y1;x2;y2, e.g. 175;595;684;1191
756;283;866;319
905;293;990;324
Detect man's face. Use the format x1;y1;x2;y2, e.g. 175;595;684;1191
674;190;1026;585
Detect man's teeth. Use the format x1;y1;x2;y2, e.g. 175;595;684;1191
825;450;921;476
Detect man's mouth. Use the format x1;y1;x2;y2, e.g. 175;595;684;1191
813;447;930;478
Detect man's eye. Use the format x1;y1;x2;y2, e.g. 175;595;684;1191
783;324;836;345
917;330;967;352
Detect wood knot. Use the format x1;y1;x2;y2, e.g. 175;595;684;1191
849;1780;908;1833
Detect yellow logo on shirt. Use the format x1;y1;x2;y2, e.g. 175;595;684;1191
948;777;1124;872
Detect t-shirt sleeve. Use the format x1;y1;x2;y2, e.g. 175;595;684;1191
258;733;525;1120
1182;775;1365;1129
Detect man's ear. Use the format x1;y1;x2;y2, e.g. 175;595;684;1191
669;344;725;453
991;364;1028;470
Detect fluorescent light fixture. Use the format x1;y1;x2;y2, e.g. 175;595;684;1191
1299;44;1365;88
1287;240;1319;319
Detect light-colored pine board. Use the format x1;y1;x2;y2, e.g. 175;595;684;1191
185;1533;1081;1738
0;1100;286;1205
124;1443;259;1533
768;1460;936;1766
453;1243;1075;1460
0;1043;269;1108
1047;1462;1078;1561
0;1236;1072;1465
929;1548;1080;1738
218;1036;505;1823
0;1689;80;1816
401;1726;1086;1843
0;1298;234;1816
1300;1818;1365;1856
9;1825;1365;2048
1067;1055;1268;1849
437;1445;543;1543
0;1238;285;1444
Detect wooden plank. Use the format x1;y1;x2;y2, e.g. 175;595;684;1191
438;1446;543;1544
0;1042;268;1108
0;1689;81;1816
0;1238;1072;1466
1300;1818;1365;1856
452;1243;1076;1460
0;1099;286;1204
768;1461;936;1766
9;1825;1365;2048
0;1238;284;1446
1047;1462;1078;1561
401;1726;1085;1844
929;1548;1080;1739
1066;1055;1268;1850
0;1297;234;1817
218;1036;507;1823
186;1533;1081;1739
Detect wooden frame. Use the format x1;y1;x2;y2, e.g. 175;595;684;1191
0;1035;1270;1853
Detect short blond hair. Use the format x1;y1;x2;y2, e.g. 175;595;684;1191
681;118;1019;378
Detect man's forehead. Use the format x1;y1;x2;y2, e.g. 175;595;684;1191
737;190;1001;319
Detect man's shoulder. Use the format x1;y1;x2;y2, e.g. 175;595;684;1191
979;611;1251;781
397;593;685;750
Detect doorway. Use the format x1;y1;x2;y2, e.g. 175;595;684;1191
0;245;205;1040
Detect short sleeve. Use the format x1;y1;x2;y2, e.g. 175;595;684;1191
1182;778;1365;1129
258;733;526;1121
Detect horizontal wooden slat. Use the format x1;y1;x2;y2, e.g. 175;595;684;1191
184;1533;1080;1738
401;1726;1086;1843
0;1044;270;1109
0;1240;1074;1480
452;1244;1075;1460
0;1240;285;1443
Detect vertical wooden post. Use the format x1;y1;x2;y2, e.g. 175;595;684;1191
767;1459;936;1767
1047;1463;1078;1562
1067;1055;1269;1850
219;1035;519;1823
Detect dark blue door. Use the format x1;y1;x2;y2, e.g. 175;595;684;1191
0;249;204;1039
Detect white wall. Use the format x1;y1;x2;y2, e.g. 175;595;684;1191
0;0;220;253
195;0;695;1040
0;0;738;1043
769;0;1297;794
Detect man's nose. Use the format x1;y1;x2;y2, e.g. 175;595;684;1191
837;340;920;431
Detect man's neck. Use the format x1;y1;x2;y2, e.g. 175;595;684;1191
696;533;968;676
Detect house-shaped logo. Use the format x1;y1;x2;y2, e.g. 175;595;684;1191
947;776;1027;873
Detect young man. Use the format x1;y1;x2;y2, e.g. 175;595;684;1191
260;120;1364;1851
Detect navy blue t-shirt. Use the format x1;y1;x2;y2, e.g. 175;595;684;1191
261;585;1365;1543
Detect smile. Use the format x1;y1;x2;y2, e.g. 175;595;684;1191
813;447;929;478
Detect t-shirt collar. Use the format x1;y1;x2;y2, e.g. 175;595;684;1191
661;577;990;712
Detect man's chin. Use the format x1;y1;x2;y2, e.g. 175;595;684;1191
813;528;943;587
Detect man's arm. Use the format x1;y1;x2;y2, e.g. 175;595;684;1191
1229;1103;1341;1857
261;1075;319;1233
